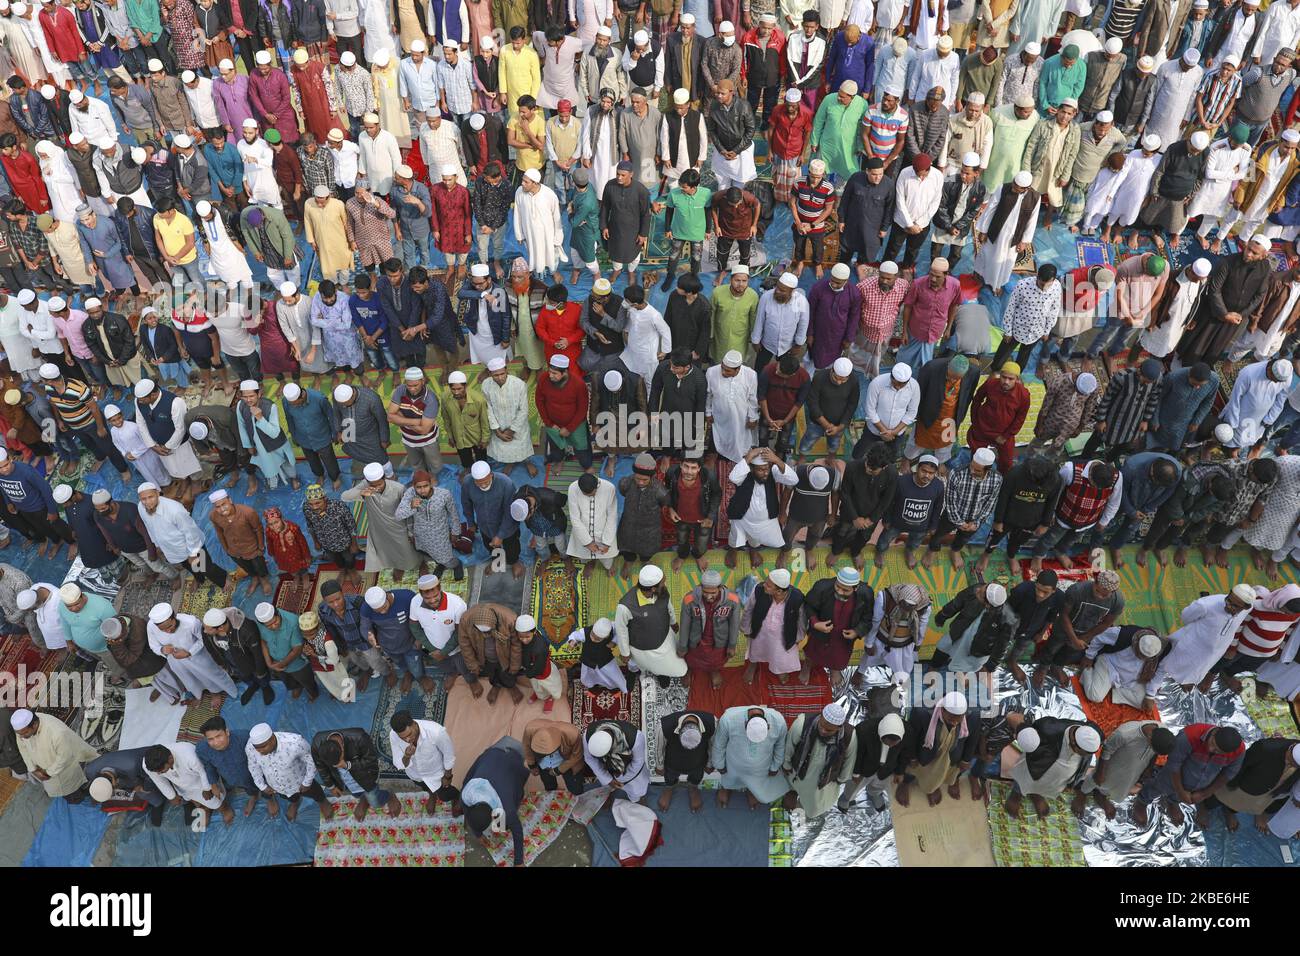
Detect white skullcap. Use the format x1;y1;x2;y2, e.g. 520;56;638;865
549;354;571;369
1273;359;1294;382
38;363;60;380
241;117;258;129
88;776;113;802
46;295;66;312
833;356;854;377
91;489;111;505
1095;110;1114;124
145;56;165;71
137;482;159;494
821;700;848;726
1192;258;1213;278
596;25;611;35
340;51;356;66
485;356;506;372
973;446;997;467
891;363;912;383
592;618;613;637
254;602;276;623
278;281;298;298
58;582;81;605
633;29;649;44
1104;37;1122;54
416;574;440;590
1137;55;1155;73
679;11;694;23
809;466;830;490
173;133;193;148
1013;170;1033;188
1223;53;1240;67
470;460;492;480
479;35;495;49
313;184;331;197
603;370;623;391
410;38;426;52
1250;233;1273;250
238;379;258;392
133;378;156;399
719;19;734;32
68;132;85;145
249;723;273;745
768;568;792;589
148;603;173;624
937;34;954;50
1285;129;1300;145
188;421;209;440
985;582;1007;607
830;262;851;282
16;290;36;305
940;691;968;716
931;257;950;273
746;715;770;742
961;150;981;167
1182;48;1200;65
363;462;385;482
1142;133;1162;150
638;565;664;587
51;485;73;505
510;499;530;522
1137;633;1162;658
778;272;798;289
282;382;302;401
69;89;86;103
333;384;354;402
436;163;457;177
879;261;899;275
404;367;424;381
1016;727;1040;753
194;199;213;218
208;489;229;505
373;48;391;65
15;590;38;611
1074;725;1102;752
516;614;536;632
1214;423;1236;444
181;70;197;82
202;608;228;628
784;88;801;103
1024;41;1041;55
468;113;486;130
447;371;468;385
965;92;986;107
588;730;613;757
364;586;388;609
471;263;491;278
673;88;691;104
254;49;272;65
1072;372;1097;396
680;724;703;750
1191;131;1210;150
523;168;542;183
722;350;743;368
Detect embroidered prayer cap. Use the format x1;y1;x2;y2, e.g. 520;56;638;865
1192;258;1213;278
784;88;801;103
1016;728;1040;752
836;566;861;586
768;568;792;589
254;602;276;623
746;715;770;742
1075;372;1098;395
249;723;273;745
58;582;81;605
722;349;744;368
821;700;849;726
633;453;656;475
701;570;724;587
510;499;530;522
1095;569;1120;592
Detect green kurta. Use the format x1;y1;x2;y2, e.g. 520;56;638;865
569;186;600;264
491;0;528;38
710;286;758;363
983;105;1038;189
1036;55;1088;114
810;94;870;181
440;389;490;449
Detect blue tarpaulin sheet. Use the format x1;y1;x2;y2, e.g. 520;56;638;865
194;792;318;867
1203;813;1300;868
23;799;110;867
586;786;769;867
111;804;200;867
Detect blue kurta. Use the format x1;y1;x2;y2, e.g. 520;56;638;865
709;706;791;803
77;217;136;291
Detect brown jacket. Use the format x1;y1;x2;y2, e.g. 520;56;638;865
1249;269;1300;337
211;503;265;560
456;602;522;677
521;718;585;773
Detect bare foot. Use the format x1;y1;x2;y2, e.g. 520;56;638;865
658;788;673;812
921;549;934;568
1173;547;1188;568
1004;791;1022;818
742;662;757;685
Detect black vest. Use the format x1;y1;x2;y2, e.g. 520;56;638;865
665;108;703;169
749;588;804;650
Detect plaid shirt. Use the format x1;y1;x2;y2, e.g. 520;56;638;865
856;275;911;344
943;464;1003;525
8;217;49;262
333;65;375;118
298;146;336;196
435;57;475;117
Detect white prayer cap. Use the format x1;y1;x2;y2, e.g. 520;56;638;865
510;499;530;522
333;384;354;403
1013;170;1033;188
471;263;491;279
931;257;950;273
1137;55;1154;72
809;466;830;490
549;354;571;369
680;724;703;749
1223;53;1241;67
194;200;212;216
339;51;356;66
479;35;495;49
1182;48;1200;65
188;421;209;440
746;715;770;742
961;150;981;168
15;590;38;611
411;38;426;52
251;602;276;623
516;614;536;632
722;349;743;368
917;454;940;468
831;263;851;282
83;297;103;311
214;57;234;72
146;56;165;72
1024;42;1041;55
395;164;414;180
404;367;424;380
1250;233;1274;250
202;608;228;628
1141;133;1162;151
937;34;954;51
133;378;156;399
69;89;85;103
1014;94;1036;109
91;489;111;505
39;84;55;100
833;356;854;377
470;460;491;480
51;485;73;505
1292;743;1300;764
778;271;798;289
1217;423;1239;444
1095;110;1114;124
783;88;802;104
965;91;985;106
313;184;331;198
1137;632;1162;658
373;49;391;65
479;356;505;375
208;489;229;505
58;582;81;605
100;616;123;640
768;568;792;589
0;448;7;462
940;691;968;715
468;113;486;130
415;573;441;591
732;265;750;276
137;482;159;494
821;700;848;726
588;730;613;757
255;49;273;65
759;11;776;21
1194;0;1209;6
68;132;86;146
364;586;388;609
1273;359;1295;383
674;88;692;104
1104;37;1122;54
1192;258;1213;278
973;446;997;467
602;370;623;391
238;379;259;392
249;723;273;745
7;706;35;733
173;133;193;148
638;565;664;587
1285;129;1300;145
1075;372;1098;395
809;160;826;179
633;29;649;45
447;371;468;385
1016;727;1040;753
1190;131;1210;150
241;117;258;129
592;618;613;637
38;363;60;380
985;582;1007;607
363;462;385;482
891;363;912;383
46;295;66;312
181;70;197;83
596;25;612;35
437;162;458;177
836;566;861;586
679;12;694;23
1074;725;1102;753
278;280;298;298
879;261;899;275
523;168;542;183
718;19;734;32
88;776;113;802
282;382;303;402
148;603;173;624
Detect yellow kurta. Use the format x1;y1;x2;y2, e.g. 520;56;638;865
44;221;95;286
396;0;427;52
373;63;412;148
304;198;355;277
500;46;541;119
16;716;98;798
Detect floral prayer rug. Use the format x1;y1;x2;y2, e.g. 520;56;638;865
272;572;317;615
177;578;238;619
314;796;465;867
570;679;643;735
530;557;588;667
482;790;575;867
986;781;1087;867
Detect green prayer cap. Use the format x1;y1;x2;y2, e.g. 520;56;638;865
1229;122;1251;144
1145;255;1167;277
948;354;970;375
264;129;281;144
1063;44;1080;60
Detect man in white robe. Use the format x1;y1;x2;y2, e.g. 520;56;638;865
104;405;171;489
143;741;230;824
11;709;97;799
566;472;620;572
1190;127;1254;247
710;705;791;807
35;142;82;223
727;447;799;556
1162;587;1257;689
1139;51;1204;149
17;583;67;650
67;90;117;143
481;357;536;472
1081;627;1169;710
133;379;202;490
237;121;281;208
1221;358;1295;449
389;711;459;809
973;170;1038;293
706;350;759;463
146;603;239;701
359;113;404;194
579;93;619;197
513;169;567;277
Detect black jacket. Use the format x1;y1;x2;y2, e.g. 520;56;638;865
902;706;982;771
992;461;1064;528
1008;579;1064;644
837;459;896;525
1223;737;1300;803
665;462;721;520
461;113;509;170
837;171;895;259
648;360;707;415
82;311;139;365
663;291;712;361
915;356;979;431
517;484;568;535
802;578;874;635
851;713;910;779
932;175;987;236
1024;716;1102;783
312;728;381;792
664;30;705;101
932;585;1018;672
254;2;297;50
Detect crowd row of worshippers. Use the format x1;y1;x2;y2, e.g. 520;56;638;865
3;560;1300;845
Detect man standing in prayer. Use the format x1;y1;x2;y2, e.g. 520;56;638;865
784;700;855;818
341;463;420;580
246;722;334;821
390;709;460;814
973;170;1038;294
711;705;790;809
614;565;686;684
896;691;981;806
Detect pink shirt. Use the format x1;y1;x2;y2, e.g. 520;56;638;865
902;275;962;344
54;311;93;360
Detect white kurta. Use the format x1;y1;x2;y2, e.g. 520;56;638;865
1222;360;1291;448
389;719;455;789
238;138;281;208
620;305;671;381
110;420;172;488
198;213;254;289
359;0;399;62
360;129;403;194
1186;140;1252;221
418;120;467;185
37;146;83;223
1162;595;1252;686
1081;165;1124;231
34;586;68;650
513;184;567;275
1143;62;1203;148
1139;272;1205;358
584;730;649;801
1106;149;1162;228
711;144;758;190
571;0;613;47
973;186;1037;291
139;496;205;564
706;363;758;463
727;458;798;547
579;109;618;198
482;375;534;463
16;715;97;798
467;294;512;365
147;614;239;699
0;298;40;376
146;742;222;807
136;395;203;480
1257;622;1300;700
566;479;620;558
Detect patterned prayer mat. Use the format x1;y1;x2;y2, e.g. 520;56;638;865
77;681;126;753
1075;237;1111;269
482;790;576;867
986;781;1087;868
769;806;793;867
0;633;49;678
640;673;690;774
177;578;238;619
115;576;182;622
176;692;227;743
314;796;465;868
529;556;588;667
272;573;317;615
1243;687;1300;738
570;680;643;734
369;679;449;777
0;768;23;816
1071;675;1162;741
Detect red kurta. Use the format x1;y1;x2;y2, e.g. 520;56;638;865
967;378;1030;473
1;152;51;214
766;103;813;161
534;301;584;371
292;60;342;143
265;513;313;575
249;69;301;145
428;182;471;254
39;7;86;63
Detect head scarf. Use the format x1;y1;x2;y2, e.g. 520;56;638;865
589;719;633;776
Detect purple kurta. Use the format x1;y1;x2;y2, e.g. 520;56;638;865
213;75;256;133
249;69;301;145
806;278;863;369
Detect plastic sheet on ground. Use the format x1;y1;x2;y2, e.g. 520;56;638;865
1202;812;1300;867
586;785;769;867
110;803;200;867
22;799;110;867
194;792;318;867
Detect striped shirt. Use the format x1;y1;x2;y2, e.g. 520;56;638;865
1232;606;1300;658
389;383;439;447
1197;70;1243;127
1104;0;1143;39
865;105;909;161
45;378;98;430
793;180;836;233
